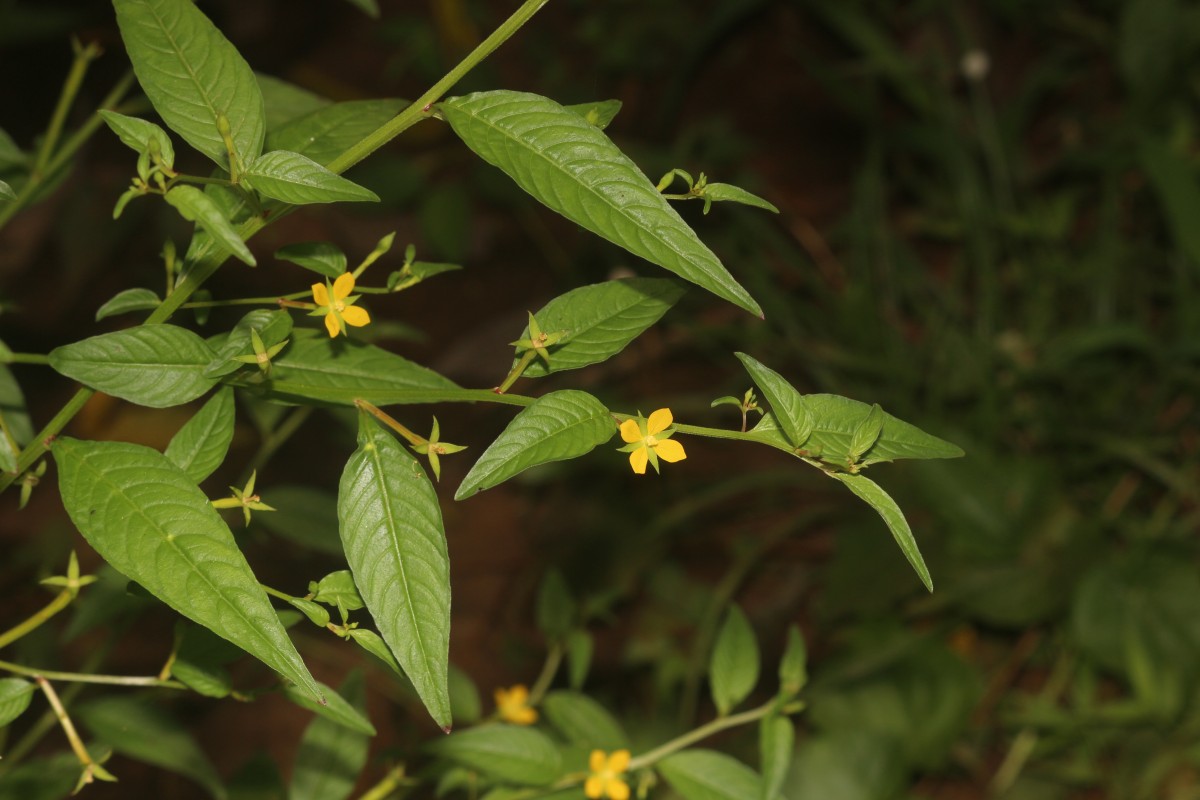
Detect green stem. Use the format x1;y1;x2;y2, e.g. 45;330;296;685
355;400;426;446
0;590;72;651
495;350;536;393
32;41;102;179
627;699;781;770
240;406;315;485
0;388;94;492
526;644;563;706
168;173;235;189
182;291;309;309
357;765;409;800
0;659;183;688
325;0;552;175
1;353;51;365
260;583;296;603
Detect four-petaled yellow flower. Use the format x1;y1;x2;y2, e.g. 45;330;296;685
618;408;686;475
586;749;631;800
311;272;370;337
494;684;537;725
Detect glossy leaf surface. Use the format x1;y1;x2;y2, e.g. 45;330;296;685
165;185;256;265
338;416;451;727
440;91;760;315
54;437;322;701
243;150;379;205
49;325;219;408
456;390;615;499
165;386;235;483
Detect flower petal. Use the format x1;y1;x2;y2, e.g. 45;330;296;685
333;271;356;299
628;446;649;475
513;706;538;725
608;750;631;772
608;779;631;800
646;408;673;435
619;419;643;444
324;312;341;338
311;282;329;306
584;776;604;799
341;305;370;327
589;750;607;772
653;438;686;463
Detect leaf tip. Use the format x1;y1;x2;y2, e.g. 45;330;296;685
441;724;453;734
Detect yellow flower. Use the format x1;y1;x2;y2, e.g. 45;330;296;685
617;408;687;475
311;272;370;337
494;684;537;725
585;749;631;800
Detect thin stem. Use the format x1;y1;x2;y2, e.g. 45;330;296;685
0;388;94;492
495;350;536;393
182;291;309;309
357;765;409;800
355;400;425;446
32;41;102;178
0;590;72;651
168;173;235;189
260;583;296;603
1;353;51;365
0;659;183;688
36;676;105;783
240;405;314;486
527;644;563;706
326;0;552;175
627;699;781;770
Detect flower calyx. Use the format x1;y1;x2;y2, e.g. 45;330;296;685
211;470;276;527
231;329;289;375
410;416;467;482
511;311;568;367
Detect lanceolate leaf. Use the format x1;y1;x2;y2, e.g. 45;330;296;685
204;309;293;379
78;694;225;799
831;472;933;592
243;151;379;205
759;716;794;800
428;725;562;785
0;679;35;727
702;183;778;214
658;749;763;800
94;287;162;321
256;73;329;131
98;111;176;169
49;325;220;408
710;605;760;716
114;0;265;169
275;241;347;277
165;185;256;266
267;99;405;168
456;390;615;499
290;671;372;800
54;437;323;702
517;278;686;377
541;691;629;750
563;99;622;130
260;329;460;406
284;677;375;736
338;416;452;727
439;91;761;315
165;386;235;483
735;353;812;448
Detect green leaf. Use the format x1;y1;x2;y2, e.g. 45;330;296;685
309;569;365;613
0;678;35;727
54;437;323;702
338;415;452;728
254;484;341;555
566;630;593;690
709;604;760;715
516;278;686;377
95;287;162;321
78;694;226;799
49;325;220;408
777;624;808;697
0;128;25;170
275;241;347;277
784;732;906;800
166;185;256;265
563;99;622;130
701;183;778;214
449;665;482;725
256;73;329;131
290;671;372;800
439;91;760;315
267;98;404;168
243;150;379;205
165;386;235;483
541;690;629;750
830;472;933;592
0;179;14;201
735;353;813;448
847;403;884;464
0;362;33;456
455;391;615;498
260;329;460;406
285;677;375;737
171;623;238;698
0;754;79;800
204;309;293;379
98;110;176;169
759;715;794;800
428;724;562;785
658;749;763;800
114;0;264;169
